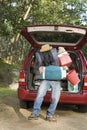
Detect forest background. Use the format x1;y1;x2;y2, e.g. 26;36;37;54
0;0;87;65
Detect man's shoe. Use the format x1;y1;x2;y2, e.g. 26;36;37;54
28;113;39;120
46;116;57;122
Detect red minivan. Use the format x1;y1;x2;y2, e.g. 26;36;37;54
18;25;87;112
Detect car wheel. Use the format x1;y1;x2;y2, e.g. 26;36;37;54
28;101;33;108
19;100;28;109
77;105;87;113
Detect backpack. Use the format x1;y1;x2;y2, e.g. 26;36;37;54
35;48;59;67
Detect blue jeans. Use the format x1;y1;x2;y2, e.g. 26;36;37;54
32;80;61;117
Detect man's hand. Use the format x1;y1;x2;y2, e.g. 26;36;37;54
39;66;44;73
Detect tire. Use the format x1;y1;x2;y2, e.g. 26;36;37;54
77;105;87;113
19;100;34;109
28;101;33;108
19;100;28;109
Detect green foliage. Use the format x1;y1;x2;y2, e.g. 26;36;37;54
0;58;20;87
82;44;87;60
0;87;17;97
0;0;87;64
29;0;87;25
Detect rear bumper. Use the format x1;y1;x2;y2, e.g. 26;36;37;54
18;88;87;105
60;91;87;104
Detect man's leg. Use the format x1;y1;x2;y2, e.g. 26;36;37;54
46;81;60;120
28;80;50;120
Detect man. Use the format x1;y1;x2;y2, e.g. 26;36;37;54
28;44;61;122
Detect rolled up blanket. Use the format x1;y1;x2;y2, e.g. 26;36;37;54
40;65;66;80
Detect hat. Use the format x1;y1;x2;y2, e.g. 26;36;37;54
58;47;66;54
40;44;52;52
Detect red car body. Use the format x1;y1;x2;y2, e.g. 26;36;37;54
18;25;87;112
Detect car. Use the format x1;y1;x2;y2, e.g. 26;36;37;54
18;24;87;112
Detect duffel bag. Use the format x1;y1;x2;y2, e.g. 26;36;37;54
40;65;66;80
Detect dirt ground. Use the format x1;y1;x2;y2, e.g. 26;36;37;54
0;95;87;130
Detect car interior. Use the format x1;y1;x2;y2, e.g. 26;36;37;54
26;50;82;93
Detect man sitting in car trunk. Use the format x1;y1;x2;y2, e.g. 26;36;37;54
28;44;66;122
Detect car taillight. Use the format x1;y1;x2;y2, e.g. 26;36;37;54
83;75;87;90
19;70;26;87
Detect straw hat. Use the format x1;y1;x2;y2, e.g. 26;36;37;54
58;47;66;54
40;44;52;52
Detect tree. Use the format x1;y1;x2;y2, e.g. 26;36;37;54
0;0;87;63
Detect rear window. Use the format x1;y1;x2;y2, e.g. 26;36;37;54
30;32;82;45
82;44;87;60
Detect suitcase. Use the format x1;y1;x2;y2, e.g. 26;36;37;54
58;52;72;66
67;69;80;85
